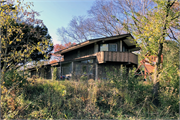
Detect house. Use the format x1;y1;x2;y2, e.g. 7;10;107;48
28;34;140;80
53;33;140;80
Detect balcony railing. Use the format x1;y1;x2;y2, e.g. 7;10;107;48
96;51;138;64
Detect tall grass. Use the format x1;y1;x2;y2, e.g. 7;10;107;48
1;68;179;119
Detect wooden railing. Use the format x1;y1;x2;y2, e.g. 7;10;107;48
96;51;138;64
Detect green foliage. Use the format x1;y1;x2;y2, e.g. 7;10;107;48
125;0;180;56
105;66;178;119
160;41;179;91
4;69;28;88
120;1;179;108
52;67;57;80
159;86;179;116
1;67;179;119
1;0;53;82
80;75;88;81
1;78;66;119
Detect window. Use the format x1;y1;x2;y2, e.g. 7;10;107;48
100;44;108;51
100;43;117;51
109;44;117;51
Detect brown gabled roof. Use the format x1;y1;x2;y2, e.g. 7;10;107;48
55;34;137;55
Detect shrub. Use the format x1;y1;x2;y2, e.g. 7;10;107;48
1;67;178;119
80;75;88;81
4;69;28;88
52;67;57;80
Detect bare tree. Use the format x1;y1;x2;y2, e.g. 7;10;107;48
57;0;127;43
57;0;157;43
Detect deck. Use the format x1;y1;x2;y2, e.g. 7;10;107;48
96;51;138;64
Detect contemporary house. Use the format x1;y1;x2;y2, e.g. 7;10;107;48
53;33;140;80
28;34;140;80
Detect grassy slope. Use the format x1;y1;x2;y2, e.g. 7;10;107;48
1;76;179;119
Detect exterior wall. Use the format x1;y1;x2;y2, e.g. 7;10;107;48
94;43;98;53
79;44;94;57
64;50;77;61
63;44;94;61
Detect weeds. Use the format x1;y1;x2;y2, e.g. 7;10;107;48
1;68;179;119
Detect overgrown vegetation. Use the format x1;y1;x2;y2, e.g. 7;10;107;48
52;67;57;80
1;0;179;119
1;67;179;119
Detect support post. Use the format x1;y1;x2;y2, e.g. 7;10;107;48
95;63;98;81
71;61;74;80
120;40;122;52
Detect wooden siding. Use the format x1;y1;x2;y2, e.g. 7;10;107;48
63;44;94;61
96;51;138;64
80;44;94;57
64;50;77;61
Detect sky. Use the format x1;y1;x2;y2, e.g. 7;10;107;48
23;0;96;45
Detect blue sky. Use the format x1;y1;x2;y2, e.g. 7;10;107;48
23;0;96;45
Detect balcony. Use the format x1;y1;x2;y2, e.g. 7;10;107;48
96;51;138;65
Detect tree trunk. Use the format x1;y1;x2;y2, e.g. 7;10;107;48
153;43;163;106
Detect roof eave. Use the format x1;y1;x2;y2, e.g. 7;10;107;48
55;34;134;55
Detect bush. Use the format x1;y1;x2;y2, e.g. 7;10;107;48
4;69;28;88
1;67;178;119
80;75;88;81
52;67;57;80
105;66;178;119
1;69;29;119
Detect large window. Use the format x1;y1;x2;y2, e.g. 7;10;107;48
100;43;117;51
109;44;117;51
100;44;108;51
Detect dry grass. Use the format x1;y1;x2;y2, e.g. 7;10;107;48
1;75;179;119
